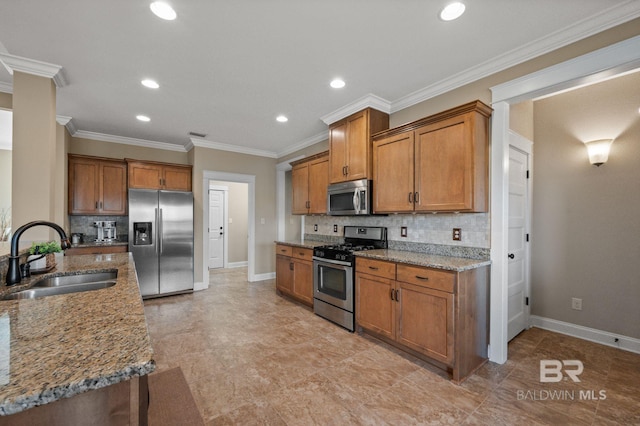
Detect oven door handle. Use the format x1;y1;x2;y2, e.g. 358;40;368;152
312;257;352;267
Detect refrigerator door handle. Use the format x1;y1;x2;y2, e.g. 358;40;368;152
154;207;159;254
159;208;164;254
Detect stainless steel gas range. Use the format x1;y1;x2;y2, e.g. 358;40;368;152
312;226;387;331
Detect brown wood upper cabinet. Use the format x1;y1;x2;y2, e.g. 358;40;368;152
291;151;329;215
126;159;192;191
372;100;492;213
68;154;127;215
328;108;389;184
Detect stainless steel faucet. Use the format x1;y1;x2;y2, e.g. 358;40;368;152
5;221;72;286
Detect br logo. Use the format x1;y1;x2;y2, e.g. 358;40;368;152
539;360;583;382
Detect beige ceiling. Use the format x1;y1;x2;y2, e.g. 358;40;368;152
0;1;639;157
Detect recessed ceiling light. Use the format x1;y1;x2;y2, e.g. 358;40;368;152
276;115;288;123
141;79;159;89
136;115;151;122
440;2;465;21
330;79;346;89
150;2;177;20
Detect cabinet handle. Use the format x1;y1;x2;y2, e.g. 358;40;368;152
345;165;349;176
414;192;419;203
408;192;413;203
508;253;515;259
390;289;394;300
368;266;379;270
95;201;99;209
289;262;294;271
100;201;103;209
394;289;400;301
415;275;429;281
280;249;287;253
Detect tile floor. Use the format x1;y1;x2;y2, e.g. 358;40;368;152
143;268;640;425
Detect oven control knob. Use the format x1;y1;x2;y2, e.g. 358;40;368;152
338;254;346;261
316;250;324;257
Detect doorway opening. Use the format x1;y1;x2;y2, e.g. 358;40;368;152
489;35;640;363
202;171;255;286
208;181;249;270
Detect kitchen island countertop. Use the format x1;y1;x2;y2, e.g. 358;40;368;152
0;252;154;416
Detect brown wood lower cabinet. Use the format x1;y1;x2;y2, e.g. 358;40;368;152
355;257;489;383
275;244;313;307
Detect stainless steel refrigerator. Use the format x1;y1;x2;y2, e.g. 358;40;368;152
128;189;194;298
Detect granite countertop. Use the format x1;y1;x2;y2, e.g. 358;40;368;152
0;252;155;416
275;240;328;249
355;249;491;272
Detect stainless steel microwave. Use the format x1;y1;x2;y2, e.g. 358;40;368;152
327;179;372;216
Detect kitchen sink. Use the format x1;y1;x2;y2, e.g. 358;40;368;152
2;270;118;300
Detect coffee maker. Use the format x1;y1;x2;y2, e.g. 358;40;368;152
94;220;117;242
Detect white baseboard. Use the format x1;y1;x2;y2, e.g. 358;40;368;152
250;272;275;282
227;261;248;268
193;281;208;291
530;315;640;355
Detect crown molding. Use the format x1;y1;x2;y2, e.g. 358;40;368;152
276;131;328;158
188;137;278;158
320;94;391;126
55;115;77;135
0;52;66;88
390;0;640;113
74;130;188;152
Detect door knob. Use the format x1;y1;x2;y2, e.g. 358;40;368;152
508;253;515;259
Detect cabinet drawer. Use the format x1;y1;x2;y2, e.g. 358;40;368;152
292;247;313;261
397;264;455;293
275;244;292;257
356;258;396;280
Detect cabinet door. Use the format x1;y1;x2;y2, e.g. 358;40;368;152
163;165;192;191
329;121;348;183
292;259;313;306
396;281;454;365
414;114;473;211
308;157;329;214
345;110;368;181
128;162;162;189
355;272;395;340
100;162;127;215
372;132;415;213
69;157;100;214
291;163;310;214
276;255;294;295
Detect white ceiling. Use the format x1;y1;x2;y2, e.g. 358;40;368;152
0;1;639;157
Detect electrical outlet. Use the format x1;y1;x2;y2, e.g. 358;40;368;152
333;224;338;232
453;228;461;241
401;226;407;237
314;224;318;232
571;298;582;311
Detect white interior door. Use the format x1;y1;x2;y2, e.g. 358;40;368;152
208;190;224;269
507;144;530;341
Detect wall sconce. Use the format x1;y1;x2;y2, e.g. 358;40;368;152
583;139;613;167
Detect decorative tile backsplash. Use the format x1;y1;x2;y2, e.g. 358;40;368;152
68;216;129;242
304;212;489;250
